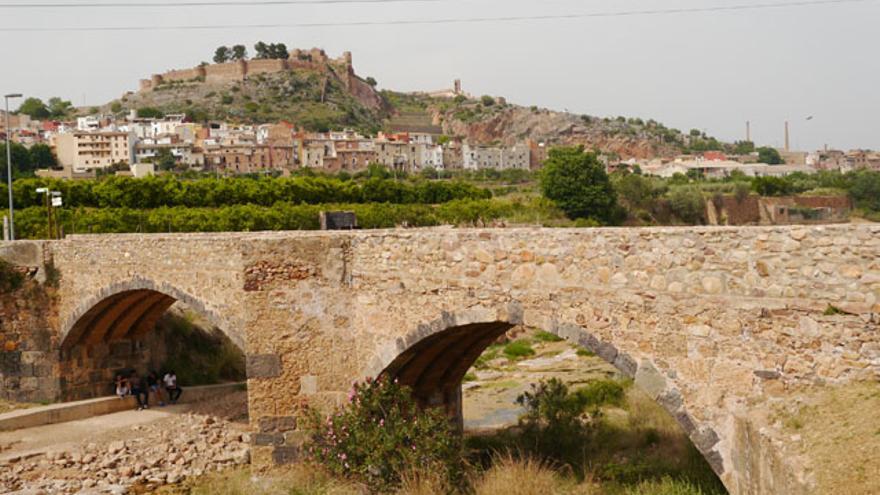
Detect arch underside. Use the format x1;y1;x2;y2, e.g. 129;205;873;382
380;321;514;407
63;289;177;349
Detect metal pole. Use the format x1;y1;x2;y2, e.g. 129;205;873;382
4;96;14;241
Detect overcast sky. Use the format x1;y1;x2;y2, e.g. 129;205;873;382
1;0;877;151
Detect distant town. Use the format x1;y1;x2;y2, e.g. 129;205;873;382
2;105;877;181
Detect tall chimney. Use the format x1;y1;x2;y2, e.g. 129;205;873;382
784;121;790;152
746;121;751;142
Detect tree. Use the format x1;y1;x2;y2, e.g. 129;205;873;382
481;95;495;107
615;173;655;211
849;171;880;212
213;46;230;64
46;97;72;118
137;107;164;119
758;146;784;165
152;148;177;172
365;76;378;87
270;42;288;59
668;186;706;224
29;144;58;169
733;140;755;155
110;102;123;113
231;44;248;61
0;142;34;179
254;41;269;59
539;146;618;224
17;98;50;119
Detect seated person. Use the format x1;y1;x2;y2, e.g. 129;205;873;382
163;371;182;404
114;375;130;398
130;373;150;410
147;371;164;406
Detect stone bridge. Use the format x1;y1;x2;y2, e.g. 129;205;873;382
2;225;879;495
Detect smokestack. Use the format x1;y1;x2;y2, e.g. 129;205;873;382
746;121;751;142
784;121;790;152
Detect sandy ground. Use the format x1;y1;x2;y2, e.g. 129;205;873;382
462;340;619;430
0;392;248;463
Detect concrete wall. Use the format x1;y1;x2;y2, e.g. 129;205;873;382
2;225;879;494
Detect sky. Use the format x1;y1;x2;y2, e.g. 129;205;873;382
0;0;878;151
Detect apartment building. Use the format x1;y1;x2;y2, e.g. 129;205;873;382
462;143;530;170
53;131;132;172
203;144;294;174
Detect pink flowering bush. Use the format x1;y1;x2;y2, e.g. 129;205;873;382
306;377;463;492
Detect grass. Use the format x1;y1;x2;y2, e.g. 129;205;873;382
503;340;536;360
156;465;362;495
577;349;596;358
623;477;714;495
474;344;503;370
534;331;564;343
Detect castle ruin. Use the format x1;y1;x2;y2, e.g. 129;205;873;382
137;48;382;109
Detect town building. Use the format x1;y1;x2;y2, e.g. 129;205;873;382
52;131;132;173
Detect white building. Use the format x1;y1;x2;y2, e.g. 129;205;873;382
463;143;530;170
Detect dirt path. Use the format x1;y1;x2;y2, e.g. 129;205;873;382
0;392;250;494
0;402;194;463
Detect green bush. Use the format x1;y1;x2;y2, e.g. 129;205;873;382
539;146;620;224
668;186;705;224
515;378;625;466
306;377;463;493
503;340;536;359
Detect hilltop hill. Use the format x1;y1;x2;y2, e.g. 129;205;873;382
102;49;697;158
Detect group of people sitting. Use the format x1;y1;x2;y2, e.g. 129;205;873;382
114;370;182;410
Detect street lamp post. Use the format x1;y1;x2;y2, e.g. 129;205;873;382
4;93;23;241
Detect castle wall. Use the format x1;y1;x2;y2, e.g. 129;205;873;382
136;48;363;93
247;59;289;76
205;61;247;84
161;66;206;83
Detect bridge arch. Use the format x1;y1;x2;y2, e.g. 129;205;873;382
361;303;727;480
60;277;242;351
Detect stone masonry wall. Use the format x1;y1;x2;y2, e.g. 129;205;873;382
232;225;879;494
2;224;877;495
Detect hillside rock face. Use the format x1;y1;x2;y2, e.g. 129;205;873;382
436;105;681;159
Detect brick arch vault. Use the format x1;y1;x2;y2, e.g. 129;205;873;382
57;277;244;400
59;276;242;351
360;304;726;484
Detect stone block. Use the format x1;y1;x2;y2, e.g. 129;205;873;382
247;354;281;379
300;375;318;395
272;446;301;465
635;361;667;399
259;416;297;433
252;433;285;446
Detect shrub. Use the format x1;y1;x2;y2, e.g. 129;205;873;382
516;378;626;466
503;340;535;359
306;377;463;493
668;186;705;224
